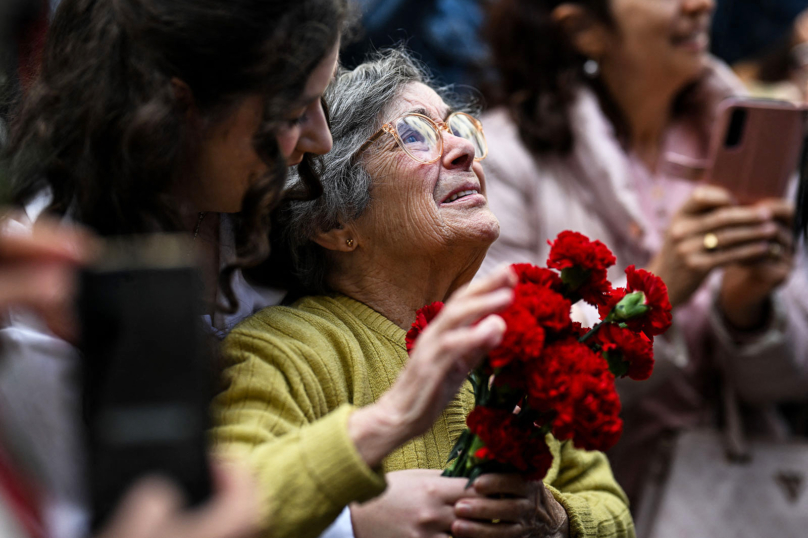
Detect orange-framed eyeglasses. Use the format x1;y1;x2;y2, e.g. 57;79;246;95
351;111;488;164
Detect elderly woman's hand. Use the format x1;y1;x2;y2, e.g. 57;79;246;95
452;474;569;538
718;198;795;330
348;265;516;469
647;186;785;309
352;469;480;538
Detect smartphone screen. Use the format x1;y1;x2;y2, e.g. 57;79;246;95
78;236;213;530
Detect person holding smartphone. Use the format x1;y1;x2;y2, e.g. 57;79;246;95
477;0;808;525
2;1;519;538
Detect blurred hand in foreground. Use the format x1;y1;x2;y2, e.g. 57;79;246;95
97;461;261;538
0;214;95;340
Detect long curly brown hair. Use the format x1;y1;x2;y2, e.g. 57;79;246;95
487;0;707;157
6;0;351;311
486;0;614;156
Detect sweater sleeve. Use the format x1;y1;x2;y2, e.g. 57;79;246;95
547;442;635;538
212;329;386;538
708;260;808;403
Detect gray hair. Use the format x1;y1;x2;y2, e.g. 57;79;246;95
278;48;475;294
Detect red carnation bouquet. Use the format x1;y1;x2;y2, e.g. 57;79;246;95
406;231;672;483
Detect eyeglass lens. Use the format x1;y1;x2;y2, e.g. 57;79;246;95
448;114;486;159
394;114;486;163
394;116;441;162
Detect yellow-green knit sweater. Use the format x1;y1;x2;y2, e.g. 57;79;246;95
212;295;635;538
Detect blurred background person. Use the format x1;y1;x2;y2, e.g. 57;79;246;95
1;0;345;536
712;0;808;102
1;5;260;536
1;3;83;535
478;0;808;529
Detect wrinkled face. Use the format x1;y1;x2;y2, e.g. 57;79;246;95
605;0;714;90
192;40;339;213
353;82;499;260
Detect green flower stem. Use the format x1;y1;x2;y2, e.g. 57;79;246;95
579;321;605;343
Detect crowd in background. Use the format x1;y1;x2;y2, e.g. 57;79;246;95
0;1;808;538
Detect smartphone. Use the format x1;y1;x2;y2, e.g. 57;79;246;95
78;235;213;531
706;98;807;204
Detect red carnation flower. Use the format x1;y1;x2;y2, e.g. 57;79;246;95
524;440;554;482
547;231;616;307
597;287;627;321
515;283;572;333
512;264;564;291
488;303;545;370
570;321;590;339
567;378;623;452
596;323;655;381
466;407;553;480
442;244;659;484
625;265;672;337
526;338;622;452
547;231;616;273
405;302;444;352
474;446;494;461
466;407;524;469
487;279;571;370
524;342;577;420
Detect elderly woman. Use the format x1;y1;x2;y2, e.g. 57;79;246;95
479;0;808;521
213;50;634;538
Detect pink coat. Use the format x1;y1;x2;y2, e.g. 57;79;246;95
478;61;808;507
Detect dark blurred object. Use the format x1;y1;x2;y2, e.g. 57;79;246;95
79;236;213;532
0;0;38;69
341;0;489;89
712;0;807;65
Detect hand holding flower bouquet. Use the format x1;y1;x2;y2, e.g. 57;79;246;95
405;231;673;484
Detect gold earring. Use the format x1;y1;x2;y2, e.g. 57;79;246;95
346;238;354;247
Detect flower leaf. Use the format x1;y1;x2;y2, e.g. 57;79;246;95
560;266;591;292
466;465;485;488
603;350;630;378
446;430;471;464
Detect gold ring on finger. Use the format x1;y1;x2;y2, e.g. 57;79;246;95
703;232;719;251
769;242;783;258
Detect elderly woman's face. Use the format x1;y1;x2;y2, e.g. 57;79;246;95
605;0;713;90
356;82;499;257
